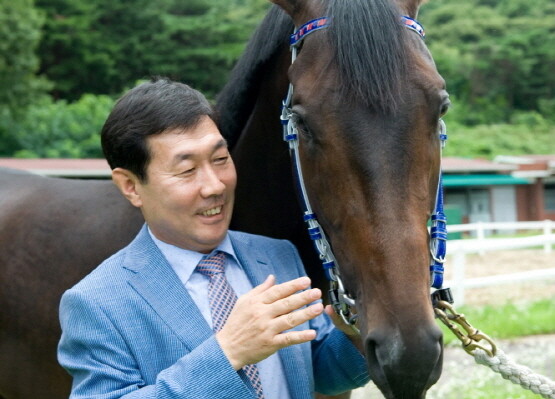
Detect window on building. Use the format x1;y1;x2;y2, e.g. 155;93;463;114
545;183;555;211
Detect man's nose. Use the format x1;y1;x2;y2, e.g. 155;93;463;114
199;166;226;198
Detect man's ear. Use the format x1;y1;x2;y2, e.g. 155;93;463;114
112;167;143;208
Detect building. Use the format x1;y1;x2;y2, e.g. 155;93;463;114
442;156;555;224
495;155;555;221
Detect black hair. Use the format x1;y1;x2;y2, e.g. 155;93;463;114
101;77;213;182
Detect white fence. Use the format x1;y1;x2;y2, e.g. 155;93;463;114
443;220;555;305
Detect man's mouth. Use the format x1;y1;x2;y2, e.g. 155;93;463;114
200;206;222;217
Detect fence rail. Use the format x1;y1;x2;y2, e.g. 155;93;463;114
442;220;555;305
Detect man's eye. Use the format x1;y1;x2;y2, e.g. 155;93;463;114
214;156;229;164
180;168;195;176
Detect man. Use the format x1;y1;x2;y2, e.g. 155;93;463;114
58;78;369;398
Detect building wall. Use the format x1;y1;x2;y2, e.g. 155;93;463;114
516;179;546;221
544;182;555;220
491;186;517;222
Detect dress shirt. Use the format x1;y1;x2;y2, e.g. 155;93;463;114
148;227;292;399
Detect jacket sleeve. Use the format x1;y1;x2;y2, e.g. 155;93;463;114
282;240;371;395
58;289;256;399
310;316;370;395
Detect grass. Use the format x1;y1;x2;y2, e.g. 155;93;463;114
438;298;555;346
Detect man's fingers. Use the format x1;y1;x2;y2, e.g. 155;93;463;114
271;288;322;316
275;302;324;331
249;274;276;295
273;329;317;348
261;276;311;304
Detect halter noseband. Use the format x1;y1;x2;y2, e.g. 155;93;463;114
281;16;447;333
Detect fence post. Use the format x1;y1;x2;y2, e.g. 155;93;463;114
544;219;553;254
477;221;485;256
452;250;466;305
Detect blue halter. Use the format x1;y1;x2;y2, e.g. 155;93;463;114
281;15;449;331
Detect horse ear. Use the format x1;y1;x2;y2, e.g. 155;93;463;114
268;0;301;19
394;0;427;19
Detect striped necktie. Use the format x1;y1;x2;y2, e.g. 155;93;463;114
196;252;265;399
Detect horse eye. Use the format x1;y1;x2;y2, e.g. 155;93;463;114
439;98;451;117
292;113;314;140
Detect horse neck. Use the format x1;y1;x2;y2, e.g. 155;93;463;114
228;46;304;237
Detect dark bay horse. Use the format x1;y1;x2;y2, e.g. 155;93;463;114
0;0;449;398
0;168;143;398
217;0;450;398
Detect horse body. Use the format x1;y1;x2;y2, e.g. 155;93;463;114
218;0;449;398
0;169;143;398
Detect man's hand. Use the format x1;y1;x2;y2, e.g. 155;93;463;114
216;275;323;370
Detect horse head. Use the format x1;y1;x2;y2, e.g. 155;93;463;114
270;0;450;397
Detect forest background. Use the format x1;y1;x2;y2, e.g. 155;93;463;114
1;0;554;159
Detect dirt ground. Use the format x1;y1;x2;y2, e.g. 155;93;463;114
444;248;555;306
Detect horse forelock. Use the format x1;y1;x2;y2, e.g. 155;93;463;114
326;0;410;114
217;0;414;146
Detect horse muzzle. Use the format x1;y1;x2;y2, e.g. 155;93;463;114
364;322;443;399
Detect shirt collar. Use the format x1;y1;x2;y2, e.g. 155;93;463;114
147;226;239;283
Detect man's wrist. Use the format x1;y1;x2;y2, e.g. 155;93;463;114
216;332;242;370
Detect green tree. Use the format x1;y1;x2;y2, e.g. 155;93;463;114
0;0;50;155
35;0;268;100
150;0;269;99
12;94;114;158
36;0;171;100
420;0;555;124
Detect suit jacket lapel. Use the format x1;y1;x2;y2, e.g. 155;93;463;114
230;232;312;399
229;231;274;287
123;225;213;351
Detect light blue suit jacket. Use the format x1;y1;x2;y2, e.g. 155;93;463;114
58;225;370;398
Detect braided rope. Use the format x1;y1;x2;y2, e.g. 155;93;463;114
473;348;555;399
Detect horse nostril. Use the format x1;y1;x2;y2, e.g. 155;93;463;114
364;326;444;399
364;332;395;398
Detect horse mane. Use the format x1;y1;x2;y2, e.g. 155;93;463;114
326;0;410;114
216;0;411;147
216;6;293;149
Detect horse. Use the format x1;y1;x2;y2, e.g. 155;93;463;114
0;0;449;398
216;0;450;398
0;168;143;398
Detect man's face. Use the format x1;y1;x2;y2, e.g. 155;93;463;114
135;116;237;253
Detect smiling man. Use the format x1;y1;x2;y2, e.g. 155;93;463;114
57;78;369;399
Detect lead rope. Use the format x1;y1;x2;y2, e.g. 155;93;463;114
435;301;555;399
474;348;555;398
